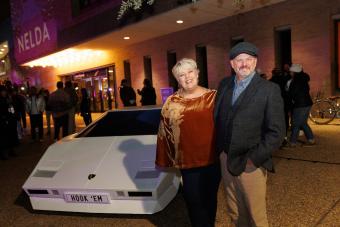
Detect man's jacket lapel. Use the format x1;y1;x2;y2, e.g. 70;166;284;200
230;74;261;119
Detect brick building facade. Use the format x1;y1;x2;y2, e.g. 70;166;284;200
10;0;340;109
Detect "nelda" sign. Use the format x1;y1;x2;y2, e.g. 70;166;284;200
17;22;51;53
14;19;57;64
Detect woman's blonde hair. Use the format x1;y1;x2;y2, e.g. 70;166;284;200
172;58;198;78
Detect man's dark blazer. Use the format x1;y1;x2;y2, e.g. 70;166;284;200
214;73;285;176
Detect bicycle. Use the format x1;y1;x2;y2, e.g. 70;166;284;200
309;95;340;124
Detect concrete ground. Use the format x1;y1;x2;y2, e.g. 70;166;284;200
0;114;339;227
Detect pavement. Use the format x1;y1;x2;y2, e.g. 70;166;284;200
0;114;339;227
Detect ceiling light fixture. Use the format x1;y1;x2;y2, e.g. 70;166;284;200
123;36;130;40
23;49;105;68
176;20;184;24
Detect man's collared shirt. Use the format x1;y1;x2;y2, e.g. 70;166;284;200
232;72;255;105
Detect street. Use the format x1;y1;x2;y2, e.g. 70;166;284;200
0;114;339;227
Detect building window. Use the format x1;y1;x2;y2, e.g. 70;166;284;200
123;60;132;86
143;55;153;85
196;45;208;88
274;26;292;70
167;51;178;91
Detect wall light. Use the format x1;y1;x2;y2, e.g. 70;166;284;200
123;36;130;40
176;20;184;24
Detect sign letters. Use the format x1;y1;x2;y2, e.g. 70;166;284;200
17;22;51;53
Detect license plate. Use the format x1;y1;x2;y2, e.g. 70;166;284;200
64;193;110;204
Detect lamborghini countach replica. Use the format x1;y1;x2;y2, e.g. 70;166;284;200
23;107;180;214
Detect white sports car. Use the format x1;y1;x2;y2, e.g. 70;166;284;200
23;107;180;214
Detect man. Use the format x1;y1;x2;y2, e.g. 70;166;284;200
119;79;136;107
48;81;71;141
214;42;285;226
64;81;78;134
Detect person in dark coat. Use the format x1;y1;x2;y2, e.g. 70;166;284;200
119;79;136;107
137;78;156;105
288;64;315;147
64;81;78;134
80;88;92;126
11;86;27;130
270;67;292;144
48;81;71;140
0;85;18;159
42;89;52;135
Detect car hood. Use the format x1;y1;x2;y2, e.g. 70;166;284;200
23;135;160;191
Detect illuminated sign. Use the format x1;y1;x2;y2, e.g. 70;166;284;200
17;22;51;53
14;19;57;64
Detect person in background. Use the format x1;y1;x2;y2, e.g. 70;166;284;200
80;88;92;126
156;58;220;227
214;42;285;227
48;81;71;141
0;85;18;159
42;89;52;135
64;81;78;134
119;79;136;107
137;78;156;105
288;64;315;147
26;86;45;142
11;85;27;134
270;67;292;146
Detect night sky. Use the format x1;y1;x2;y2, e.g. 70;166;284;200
0;0;11;23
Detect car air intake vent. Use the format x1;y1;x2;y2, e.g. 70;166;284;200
33;170;57;178
128;191;152;197
135;170;160;179
28;189;49;195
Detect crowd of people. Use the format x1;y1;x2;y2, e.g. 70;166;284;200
0;76;160;160
0;80;92;160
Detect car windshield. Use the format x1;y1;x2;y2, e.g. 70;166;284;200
77;108;161;137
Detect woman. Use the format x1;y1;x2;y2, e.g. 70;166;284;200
156;58;220;227
288;64;315;146
80;88;92;126
26;86;45;142
137;78;156;105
